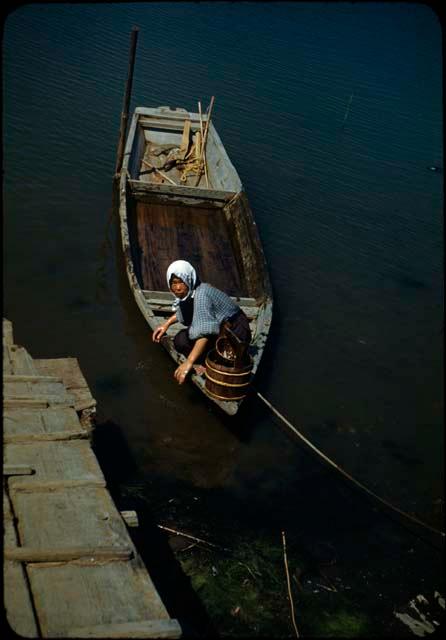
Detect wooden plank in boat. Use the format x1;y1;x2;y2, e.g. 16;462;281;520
138;111;201;123
141;290;173;302
139;118;196;132
136;106;196;119
129;179;234;202
11;487;130;551
27;561;172;637
5;440;106;490
141;290;258;307
149;303;259;321
141;291;259;321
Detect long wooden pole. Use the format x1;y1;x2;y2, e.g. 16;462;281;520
194;95;215;186
115;26;139;177
197;101;209;187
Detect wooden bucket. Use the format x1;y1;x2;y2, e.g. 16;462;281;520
205;348;253;401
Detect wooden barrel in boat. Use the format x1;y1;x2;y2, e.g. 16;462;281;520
205;348;253;401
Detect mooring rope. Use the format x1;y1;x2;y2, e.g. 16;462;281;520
255;391;445;541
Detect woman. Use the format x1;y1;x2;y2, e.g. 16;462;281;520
152;260;251;384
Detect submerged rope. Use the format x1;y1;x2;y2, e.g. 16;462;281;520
255;391;445;541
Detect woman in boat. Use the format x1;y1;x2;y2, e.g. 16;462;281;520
152;260;251;384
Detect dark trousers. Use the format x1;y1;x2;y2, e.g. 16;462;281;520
173;311;251;362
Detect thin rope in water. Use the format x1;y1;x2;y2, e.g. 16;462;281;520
255;391;445;540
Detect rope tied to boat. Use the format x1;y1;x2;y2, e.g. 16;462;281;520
255;390;445;544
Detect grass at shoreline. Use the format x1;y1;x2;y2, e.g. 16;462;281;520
173;529;373;638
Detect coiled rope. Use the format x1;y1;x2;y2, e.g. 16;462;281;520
255;391;445;542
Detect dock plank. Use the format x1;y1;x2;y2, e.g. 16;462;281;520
66;619;182;638
28;561;173;637
34;357;97;412
3;488;40;638
11;487;130;551
3;406;86;439
4;377;74;403
3;318;14;345
8;345;39;375
5;440;106;490
3;344;13;374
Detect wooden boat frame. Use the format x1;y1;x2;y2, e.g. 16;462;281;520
118;106;272;415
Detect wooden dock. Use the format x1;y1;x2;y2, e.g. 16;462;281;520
3;318;181;638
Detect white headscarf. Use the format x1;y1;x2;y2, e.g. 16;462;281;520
166;260;197;308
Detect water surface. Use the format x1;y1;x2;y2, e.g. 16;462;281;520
3;3;443;616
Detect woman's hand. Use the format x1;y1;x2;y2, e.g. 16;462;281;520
174;360;193;384
153;314;177;343
152;324;167;343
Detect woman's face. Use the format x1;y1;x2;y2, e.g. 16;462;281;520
170;276;189;299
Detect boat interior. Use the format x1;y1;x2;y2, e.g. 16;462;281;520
127;199;248;297
126;106;242;193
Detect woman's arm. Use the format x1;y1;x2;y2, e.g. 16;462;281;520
152;313;177;343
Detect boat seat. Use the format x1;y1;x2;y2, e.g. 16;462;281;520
141;290;259;320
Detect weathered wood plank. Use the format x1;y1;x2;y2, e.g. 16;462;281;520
4;560;40;638
4;489;17;542
11;487;131;552
5;440;106;489
141;292;259;321
4;491;15;522
3;431;89;443
4;394;75;408
3;464;35;476
3;318;14;346
120;510;139;527
8;345;39;375
33;357;97;412
3;398;49;409
3;344;13;374
129;179;234;202
66;619;182;638
3;406;85;439
139;118;190;131
28;561;171;636
4;379;74;407
5;547;133;563
142;290;258;308
3;487;40;637
9;479;107;492
3;374;64;383
136;106;193;120
141;290;174;302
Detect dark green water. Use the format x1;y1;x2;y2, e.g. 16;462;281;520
3;2;443;636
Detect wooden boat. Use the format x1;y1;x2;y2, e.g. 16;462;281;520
118;105;272;415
